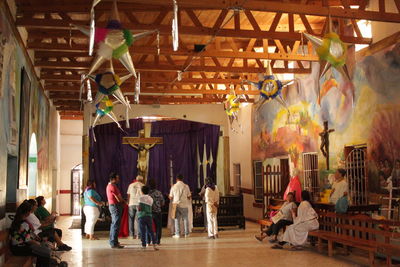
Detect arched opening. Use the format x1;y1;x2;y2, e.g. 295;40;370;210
28;133;38;199
71;164;83;216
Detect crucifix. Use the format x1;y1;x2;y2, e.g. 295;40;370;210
122;129;163;179
319;121;335;170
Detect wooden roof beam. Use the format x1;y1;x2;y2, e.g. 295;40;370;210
19;18;372;44
49;88;259;96
36;61;312;74
40;0;397;23
32;44;319;61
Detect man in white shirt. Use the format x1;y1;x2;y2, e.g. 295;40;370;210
330;168;349;204
169;174;191;238
127;175;144;238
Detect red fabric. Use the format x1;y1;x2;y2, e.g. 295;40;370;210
106;183;121;204
94;28;108;44
283;175;302;202
118;204;129;237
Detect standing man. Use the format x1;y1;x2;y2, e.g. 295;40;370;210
169;174;191;238
107;172;125;249
329;168;349;204
205;178;220;239
127;175;144;239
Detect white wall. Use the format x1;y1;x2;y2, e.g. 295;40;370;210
370;0;399;43
84;103;229;135
228;104;262;220
59;120;83;215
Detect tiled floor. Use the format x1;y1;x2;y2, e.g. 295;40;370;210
56;216;376;267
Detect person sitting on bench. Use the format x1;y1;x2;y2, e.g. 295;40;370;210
272;190;319;250
34;196;72;251
255;192;297;243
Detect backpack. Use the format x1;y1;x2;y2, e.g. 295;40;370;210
335;196;349;214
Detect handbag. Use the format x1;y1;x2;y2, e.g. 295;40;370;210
31;243;52;258
271;211;284;224
170;189;184;219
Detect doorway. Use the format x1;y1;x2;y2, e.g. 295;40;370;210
71;164;83;216
28;133;37;199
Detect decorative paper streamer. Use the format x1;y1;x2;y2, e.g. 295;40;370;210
172;0;179;51
134;72;141;104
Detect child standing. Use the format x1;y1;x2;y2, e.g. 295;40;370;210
138;186;159;250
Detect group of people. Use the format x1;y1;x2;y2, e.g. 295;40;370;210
255;168;349;250
10;197;72;266
82;172;220;250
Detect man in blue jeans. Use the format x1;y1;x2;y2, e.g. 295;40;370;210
106;172;126;248
169;174;191;238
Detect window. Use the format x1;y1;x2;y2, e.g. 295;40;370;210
345;145;368;205
253;161;263;202
302;152;319;200
233;163;241;190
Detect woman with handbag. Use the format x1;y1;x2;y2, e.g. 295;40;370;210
83;180;104;240
10;201;51;267
255;192;297;243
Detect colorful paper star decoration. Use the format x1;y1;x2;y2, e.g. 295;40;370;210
304;32;351;81
74;0;159;78
243;61;291;111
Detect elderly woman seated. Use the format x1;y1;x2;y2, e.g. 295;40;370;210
271;190;319;250
255;192;297;243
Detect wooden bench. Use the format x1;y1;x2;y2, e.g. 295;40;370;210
0;229;34;267
257;204;282;235
309;212;400;266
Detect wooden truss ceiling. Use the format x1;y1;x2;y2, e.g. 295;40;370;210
15;0;400;116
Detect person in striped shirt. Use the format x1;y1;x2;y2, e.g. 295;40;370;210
138;186;159;251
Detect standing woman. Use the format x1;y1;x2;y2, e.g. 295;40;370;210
205;178;220;239
83;180;104;240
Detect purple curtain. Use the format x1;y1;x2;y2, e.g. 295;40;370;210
89;119;143;199
89;119;220;198
149;120;220;194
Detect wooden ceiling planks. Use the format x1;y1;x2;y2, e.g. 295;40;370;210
14;0;400;112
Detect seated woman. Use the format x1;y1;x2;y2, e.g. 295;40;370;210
10;200;51;267
255;192;297;243
34;196;72;251
272;190;319;250
26;199;71;251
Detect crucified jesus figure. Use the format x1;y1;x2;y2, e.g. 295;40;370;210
319;120;335;170
129;142;157;177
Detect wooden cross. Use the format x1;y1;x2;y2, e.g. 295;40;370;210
122;129;163;178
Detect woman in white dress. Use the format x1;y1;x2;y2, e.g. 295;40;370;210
272;190;319;250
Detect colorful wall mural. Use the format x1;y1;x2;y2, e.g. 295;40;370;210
252;41;400;197
0;5;51;219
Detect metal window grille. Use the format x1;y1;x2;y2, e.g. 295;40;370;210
345;146;368;205
302;152;319;201
253;161;263;202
